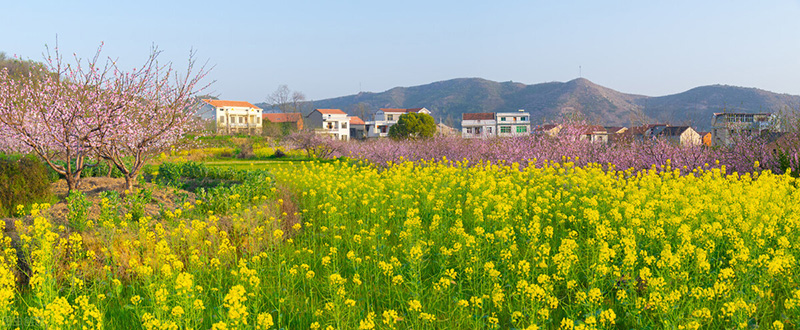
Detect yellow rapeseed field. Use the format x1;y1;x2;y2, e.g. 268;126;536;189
2;159;798;329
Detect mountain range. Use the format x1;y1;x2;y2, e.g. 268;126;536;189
256;78;800;131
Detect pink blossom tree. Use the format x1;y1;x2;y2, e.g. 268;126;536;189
0;45;125;191
0;44;210;191
94;47;210;190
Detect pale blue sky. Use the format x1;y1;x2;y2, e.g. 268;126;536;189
2;1;799;103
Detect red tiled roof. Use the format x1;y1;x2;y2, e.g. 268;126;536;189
462;112;495;120
315;109;346;115
203;99;261;109
349;116;365;125
263;113;302;123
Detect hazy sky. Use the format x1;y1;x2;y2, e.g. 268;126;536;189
2;1;799;103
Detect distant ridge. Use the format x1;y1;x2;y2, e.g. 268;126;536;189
255;78;800;131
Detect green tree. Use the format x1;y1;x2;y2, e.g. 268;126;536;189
388;112;436;139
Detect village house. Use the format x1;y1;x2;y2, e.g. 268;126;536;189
656;126;702;146
306;109;350;140
711;112;778;146
460;110;531;138
262;113;304;130
580;125;609;143
349;116;366;140
496;111;531;137
365;107;431;138
461;113;497;138
200;99;263;135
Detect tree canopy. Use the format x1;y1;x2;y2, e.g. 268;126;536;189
388;112;436;139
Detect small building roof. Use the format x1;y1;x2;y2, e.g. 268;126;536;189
315;109;347;115
263;113;302;123
462;112;496;120
349;116;365;125
203;99;261;109
658;126;693;137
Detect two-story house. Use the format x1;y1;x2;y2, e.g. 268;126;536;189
365;108;432;138
461;113;497;138
200;99;263;135
495;111;531;137
711;112;777;146
306;109;350;140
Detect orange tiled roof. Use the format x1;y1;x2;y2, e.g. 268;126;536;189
316;109;346;115
263;113;302;122
203;99;261;109
349;116;365;125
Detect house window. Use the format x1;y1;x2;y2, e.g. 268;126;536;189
500;117;506;121
500;126;511;133
327;123;334;129
388;115;394;121
521;116;528;121
466;127;473;134
342;122;347;129
219;117;225;123
379;126;387;133
238;117;243;124
487;127;493;133
516;126;527;133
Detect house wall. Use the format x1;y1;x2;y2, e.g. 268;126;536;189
496;112;530;137
680;129;702;146
309;111;350;140
206;104;262;135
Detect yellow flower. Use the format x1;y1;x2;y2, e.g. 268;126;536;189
257;313;274;329
408;299;422;312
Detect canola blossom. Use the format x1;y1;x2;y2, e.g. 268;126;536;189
0;158;798;329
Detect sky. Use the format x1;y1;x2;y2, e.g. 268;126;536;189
2;0;800;103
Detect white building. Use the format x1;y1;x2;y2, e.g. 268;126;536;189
365;107;432;138
711;112;778;146
496;111;531;137
200;99;263;135
306;109;350;140
461;113;497;138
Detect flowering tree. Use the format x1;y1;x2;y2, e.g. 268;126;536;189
0;46;124;191
94;48;210;190
0;44;210;191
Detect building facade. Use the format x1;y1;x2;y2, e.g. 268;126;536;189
306;109;350;140
200;99;263;135
365;108;432;138
711;112;777;146
461;113;497;138
495;111;531;137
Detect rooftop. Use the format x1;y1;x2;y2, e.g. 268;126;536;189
314;109;347;115
462;112;496;120
263;113;302;122
203;99;261;109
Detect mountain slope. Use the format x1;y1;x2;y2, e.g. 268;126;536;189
257;78;800;131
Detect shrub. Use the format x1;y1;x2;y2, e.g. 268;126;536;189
66;190;92;231
0;155;52;217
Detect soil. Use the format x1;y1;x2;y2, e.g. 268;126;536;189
1;177;197;231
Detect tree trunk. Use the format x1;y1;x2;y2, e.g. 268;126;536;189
65;172;81;193
106;160;113;177
124;174;135;191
